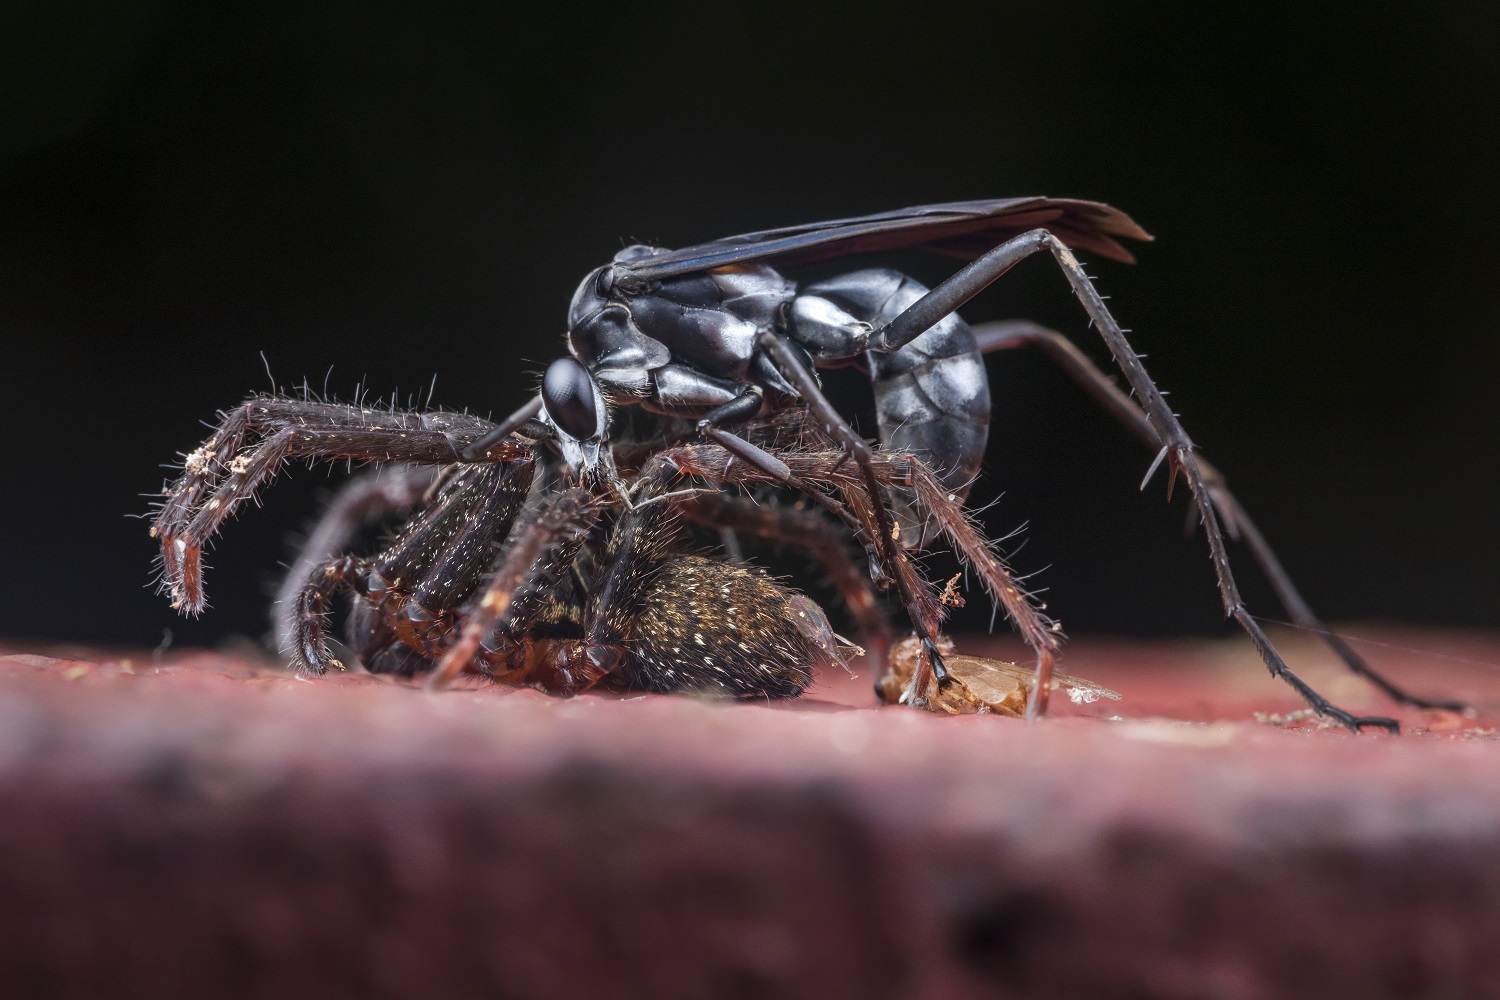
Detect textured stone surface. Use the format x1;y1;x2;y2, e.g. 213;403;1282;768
0;630;1496;998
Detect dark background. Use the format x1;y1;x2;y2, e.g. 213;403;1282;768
4;1;1497;651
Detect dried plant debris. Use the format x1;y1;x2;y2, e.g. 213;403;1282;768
1253;708;1342;729
881;636;1121;716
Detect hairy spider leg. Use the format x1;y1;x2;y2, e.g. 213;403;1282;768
693;394;875;546
273;464;443;657
750;331;958;706
971;319;1463;714
290;460;537;674
152;396;503;612
426;486;602;691
289;554;369;673
659;433;950;706
687;422;950;704
670;440;1064;713
861;451;1064;714
863;229;1398;731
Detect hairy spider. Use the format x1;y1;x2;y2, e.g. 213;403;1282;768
466;452;863;698
150;396;868;698
152;345;1461;728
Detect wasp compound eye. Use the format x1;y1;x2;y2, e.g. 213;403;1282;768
541;357;602;441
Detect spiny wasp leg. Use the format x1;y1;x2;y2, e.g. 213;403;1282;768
877;229;1405;729
971;319;1463;715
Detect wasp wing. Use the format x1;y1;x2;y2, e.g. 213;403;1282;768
617;197;1152;283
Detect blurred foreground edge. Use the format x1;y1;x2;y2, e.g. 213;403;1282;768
0;636;1496;999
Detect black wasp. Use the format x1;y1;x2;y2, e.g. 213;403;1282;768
457;197;1460;729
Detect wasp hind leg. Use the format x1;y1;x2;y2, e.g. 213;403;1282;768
971;318;1462;716
865;228;1399;730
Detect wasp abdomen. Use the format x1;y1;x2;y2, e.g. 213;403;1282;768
792;268;990;543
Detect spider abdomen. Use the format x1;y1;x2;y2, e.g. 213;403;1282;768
620;555;819;699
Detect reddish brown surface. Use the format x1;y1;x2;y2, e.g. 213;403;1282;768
2;629;1498;998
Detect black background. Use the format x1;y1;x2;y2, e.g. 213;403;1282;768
4;1;1497;650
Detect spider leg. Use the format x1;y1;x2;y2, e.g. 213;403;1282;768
289;460;538;675
562;457;687;690
971;319;1463;713
665;436;1066;712
664;429;951;707
152;396;513;613
867;228;1398;731
751;331;952;706
677;490;896;685
387;463;538;619
289;554;369;674
695;421;870;544
426;485;603;691
749;446;1062;715
272;464;443;658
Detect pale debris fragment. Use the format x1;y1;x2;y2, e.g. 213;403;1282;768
1254;708;1343;730
882;635;1121;717
1117;719;1237;746
183;447;215;475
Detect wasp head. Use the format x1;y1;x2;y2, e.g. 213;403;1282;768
540;356;609;472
